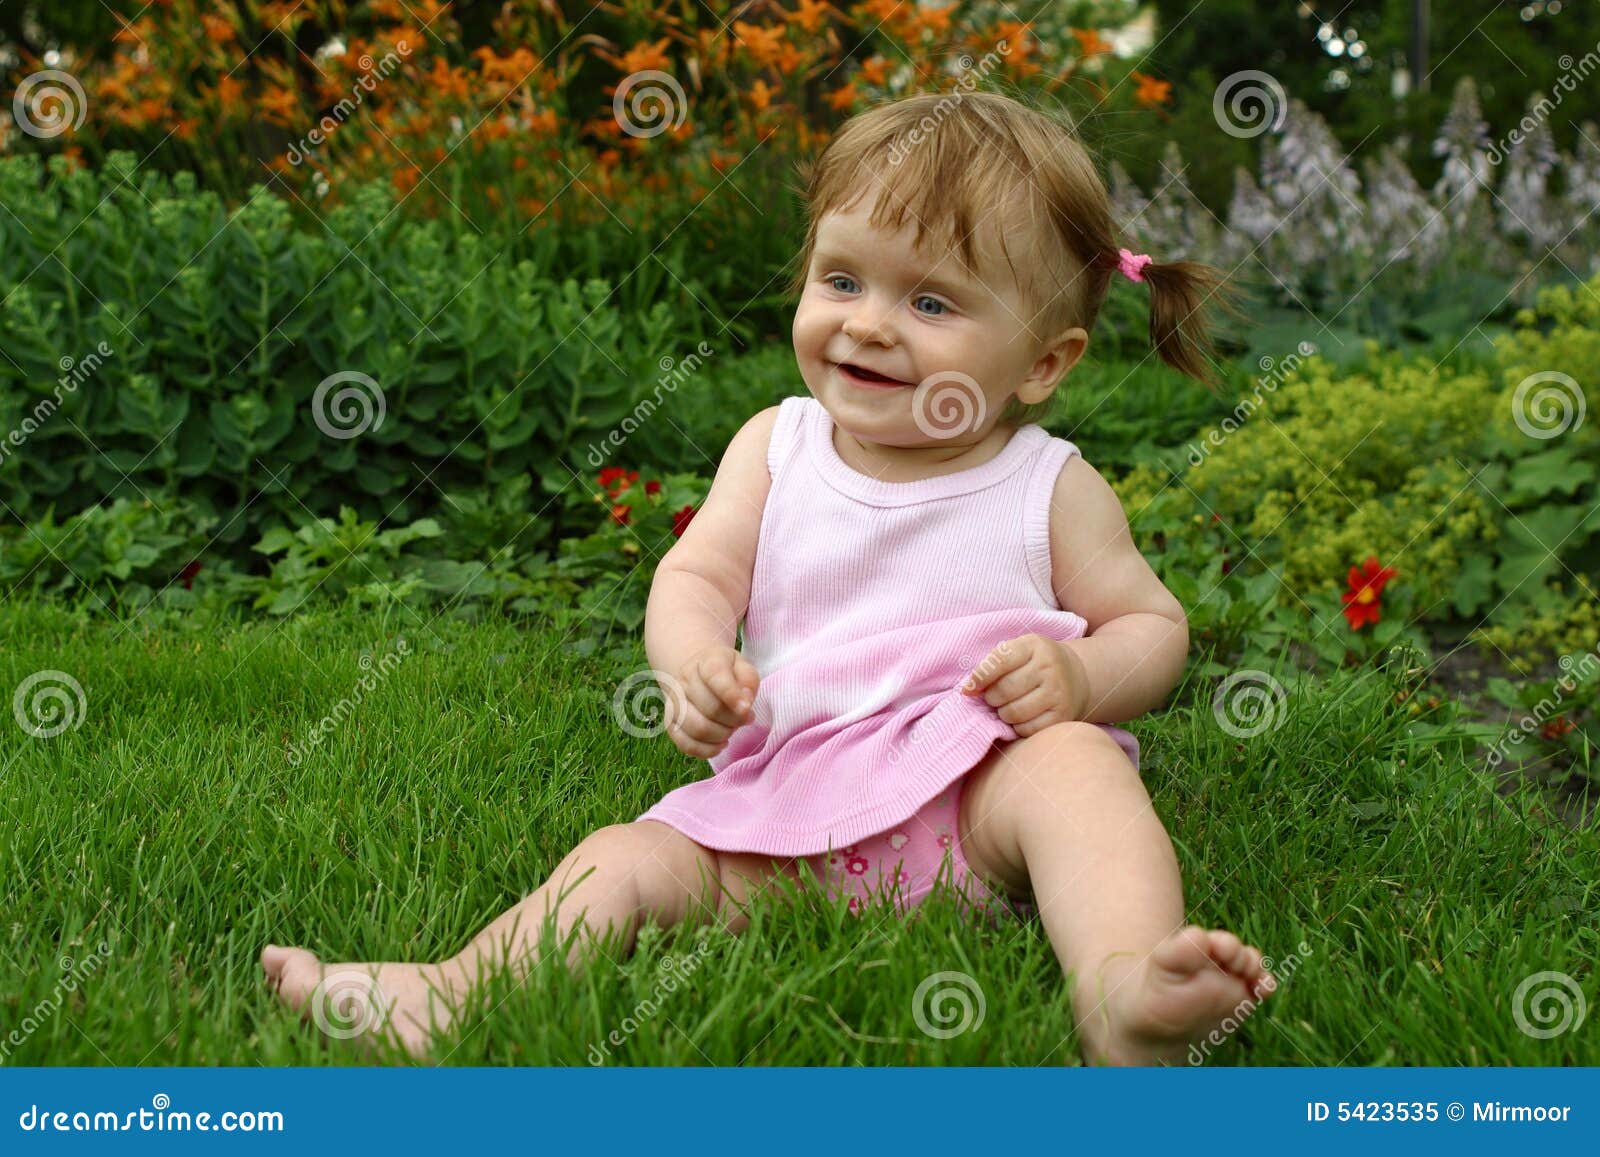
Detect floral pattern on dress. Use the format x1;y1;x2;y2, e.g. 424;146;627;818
802;779;1028;924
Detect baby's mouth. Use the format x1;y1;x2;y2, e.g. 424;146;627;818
834;361;911;386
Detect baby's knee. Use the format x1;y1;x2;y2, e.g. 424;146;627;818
1012;721;1136;776
715;851;801;917
590;821;721;925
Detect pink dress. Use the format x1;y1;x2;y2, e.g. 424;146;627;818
637;395;1140;861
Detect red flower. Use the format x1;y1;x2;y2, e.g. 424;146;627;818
178;559;202;590
644;479;661;496
1540;715;1576;742
1341;555;1397;630
609;504;631;526
597;467;640;498
670;503;696;537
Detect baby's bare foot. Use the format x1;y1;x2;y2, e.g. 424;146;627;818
260;943;466;1060
1081;925;1276;1066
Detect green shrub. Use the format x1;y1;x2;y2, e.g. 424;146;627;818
0;152;721;558
1115;272;1600;674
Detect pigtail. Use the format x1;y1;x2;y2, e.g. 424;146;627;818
1138;258;1243;392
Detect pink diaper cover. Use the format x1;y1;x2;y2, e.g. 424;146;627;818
801;774;1036;922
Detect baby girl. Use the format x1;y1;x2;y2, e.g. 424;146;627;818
263;89;1275;1065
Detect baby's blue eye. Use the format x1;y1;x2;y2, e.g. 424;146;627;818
827;274;858;293
913;295;947;316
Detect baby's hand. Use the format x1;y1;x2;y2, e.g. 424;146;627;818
666;646;760;759
960;633;1091;738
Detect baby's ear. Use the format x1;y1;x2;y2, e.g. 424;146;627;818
1021;326;1088;401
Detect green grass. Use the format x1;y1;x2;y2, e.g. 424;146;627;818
1;596;1595;1066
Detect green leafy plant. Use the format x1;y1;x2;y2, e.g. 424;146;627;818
0;152;699;563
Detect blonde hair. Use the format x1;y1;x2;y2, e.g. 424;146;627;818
786;89;1236;425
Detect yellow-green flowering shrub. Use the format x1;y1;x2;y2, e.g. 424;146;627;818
1131;349;1501;607
1114;269;1600;673
1473;583;1600;669
1466;276;1600;667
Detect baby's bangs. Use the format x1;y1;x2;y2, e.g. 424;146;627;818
830;130;1047;295
787;92;1104;326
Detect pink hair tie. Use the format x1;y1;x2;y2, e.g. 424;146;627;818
1116;247;1153;283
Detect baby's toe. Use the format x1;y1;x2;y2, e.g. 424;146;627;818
261;944;323;1010
1202;929;1244;969
1150;925;1214;977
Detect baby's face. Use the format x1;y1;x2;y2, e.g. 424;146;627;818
791;195;1084;448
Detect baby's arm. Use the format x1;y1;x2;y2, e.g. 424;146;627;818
643;404;780;757
1047;455;1189;724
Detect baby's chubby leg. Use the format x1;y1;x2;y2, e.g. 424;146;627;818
262;821;799;1058
958;723;1276;1065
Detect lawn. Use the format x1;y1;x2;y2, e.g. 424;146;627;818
2;596;1594;1066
